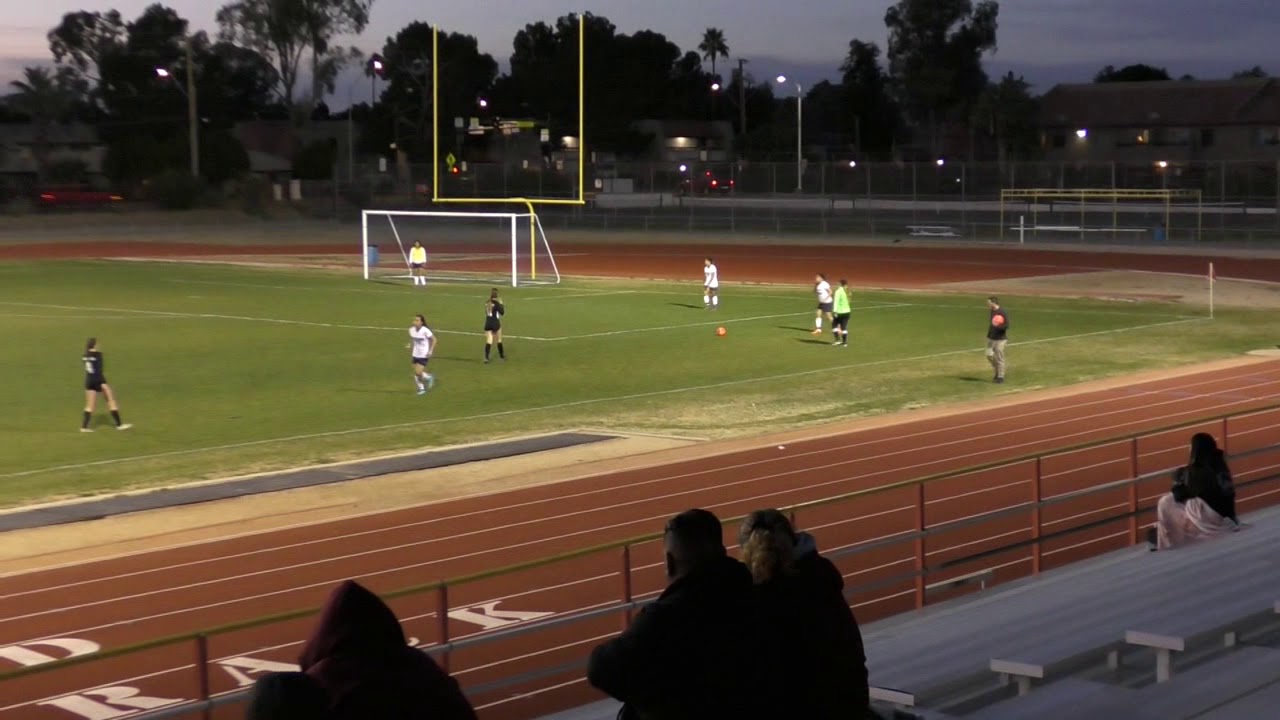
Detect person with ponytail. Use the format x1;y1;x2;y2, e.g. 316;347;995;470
80;337;132;432
739;509;871;720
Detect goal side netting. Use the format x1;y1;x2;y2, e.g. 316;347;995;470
360;210;561;286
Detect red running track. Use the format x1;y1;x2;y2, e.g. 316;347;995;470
3;361;1280;720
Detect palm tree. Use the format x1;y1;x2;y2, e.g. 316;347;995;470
698;28;729;78
8;67;73;180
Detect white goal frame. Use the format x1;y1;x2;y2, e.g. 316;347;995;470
360;209;561;287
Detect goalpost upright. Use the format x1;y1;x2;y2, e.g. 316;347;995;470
430;14;587;281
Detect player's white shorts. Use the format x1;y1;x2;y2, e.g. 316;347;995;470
705;283;719;290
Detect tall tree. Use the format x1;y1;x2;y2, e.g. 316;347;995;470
8;67;77;180
1093;64;1170;83
698;27;729;78
1232;66;1268;79
884;0;999;155
840;39;899;156
216;0;371;108
973;71;1039;163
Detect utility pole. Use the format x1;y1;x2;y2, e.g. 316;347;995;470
185;36;199;178
736;58;748;139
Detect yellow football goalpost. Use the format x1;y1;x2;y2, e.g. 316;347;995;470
430;15;586;281
999;188;1203;243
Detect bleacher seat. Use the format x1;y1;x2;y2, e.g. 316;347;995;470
534;699;620;720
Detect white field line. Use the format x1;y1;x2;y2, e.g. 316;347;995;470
534;306;905;341
0;316;1210;482
5;363;1272;587
2;371;1278;709
4;369;1276;645
523;290;638;301
0;313;183;321
0;301;551;342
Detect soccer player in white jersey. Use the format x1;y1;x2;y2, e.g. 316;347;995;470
703;257;720;310
409;241;428;286
406;314;437;394
813;273;834;335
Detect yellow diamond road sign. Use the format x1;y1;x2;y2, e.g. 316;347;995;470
445;153;457;168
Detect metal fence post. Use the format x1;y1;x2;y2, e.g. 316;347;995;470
914;482;927;609
1222;417;1230;455
1031;458;1043;574
1129;438;1141;544
195;634;211;720
437;584;450;672
621;545;634;628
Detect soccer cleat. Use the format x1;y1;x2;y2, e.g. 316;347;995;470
811;329;822;336
995;377;1005;384
80;428;94;433
832;341;842;346
426;375;436;390
117;424;133;431
416;388;426;395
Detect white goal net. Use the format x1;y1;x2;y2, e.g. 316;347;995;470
360;209;561;286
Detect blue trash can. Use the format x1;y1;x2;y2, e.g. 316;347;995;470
1153;224;1166;243
367;244;379;267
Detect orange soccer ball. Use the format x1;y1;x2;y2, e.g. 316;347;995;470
716;326;727;337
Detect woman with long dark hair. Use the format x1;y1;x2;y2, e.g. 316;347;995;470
81;337;132;432
1152;432;1238;549
483;288;505;364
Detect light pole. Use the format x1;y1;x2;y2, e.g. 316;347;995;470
776;75;802;192
155;36;198;178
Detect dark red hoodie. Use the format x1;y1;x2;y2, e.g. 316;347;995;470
298;580;477;720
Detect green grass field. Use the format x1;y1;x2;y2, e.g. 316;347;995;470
0;258;1273;509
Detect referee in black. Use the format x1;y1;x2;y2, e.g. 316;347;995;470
484;288;506;363
986;296;1009;384
81;337;133;432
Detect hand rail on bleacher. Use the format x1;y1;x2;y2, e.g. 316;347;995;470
3;399;1279;717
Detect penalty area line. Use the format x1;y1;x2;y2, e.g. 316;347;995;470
0;316;1204;481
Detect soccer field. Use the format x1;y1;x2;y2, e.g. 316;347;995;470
0;258;1271;508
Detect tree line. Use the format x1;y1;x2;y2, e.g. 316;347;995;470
1;0;1271;191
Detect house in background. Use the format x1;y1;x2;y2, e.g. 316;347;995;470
232;119;358;181
1039;78;1280;164
630;120;734;164
0;122;106;182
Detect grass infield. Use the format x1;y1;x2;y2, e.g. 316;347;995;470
0;259;1271;509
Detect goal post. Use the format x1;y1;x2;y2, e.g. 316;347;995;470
360;209;561;287
999;188;1203;243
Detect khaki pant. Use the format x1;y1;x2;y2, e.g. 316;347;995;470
986;339;1007;378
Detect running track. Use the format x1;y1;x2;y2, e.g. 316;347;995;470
3;360;1280;719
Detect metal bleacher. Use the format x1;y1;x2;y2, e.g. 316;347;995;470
540;505;1280;720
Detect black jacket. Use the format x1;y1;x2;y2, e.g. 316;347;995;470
1172;458;1237;522
753;533;871;719
587;556;759;720
987;309;1009;341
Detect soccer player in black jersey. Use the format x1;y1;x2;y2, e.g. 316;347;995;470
81;337;132;432
484;288;506;363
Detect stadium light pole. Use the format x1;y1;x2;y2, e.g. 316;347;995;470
154;36;198;178
776;75;802;192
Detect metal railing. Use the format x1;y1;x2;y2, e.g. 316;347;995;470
3;400;1280;719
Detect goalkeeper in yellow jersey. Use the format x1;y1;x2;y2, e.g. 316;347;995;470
409;241;428;286
832;279;852;346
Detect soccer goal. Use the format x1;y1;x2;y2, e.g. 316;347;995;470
998;188;1203;243
361;209;561;286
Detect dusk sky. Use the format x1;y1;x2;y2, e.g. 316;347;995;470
1;0;1276;97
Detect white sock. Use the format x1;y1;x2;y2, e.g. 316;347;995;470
712;296;718;307
815;317;822;329
703;295;710;305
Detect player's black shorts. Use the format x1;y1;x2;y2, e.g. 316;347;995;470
85;376;105;392
411;356;430;368
410;263;425;269
834;313;851;330
484;319;501;333
818;302;834;313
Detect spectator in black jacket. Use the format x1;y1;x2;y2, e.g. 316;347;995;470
246;672;331;720
739;509;872;719
1152;433;1240;550
986;296;1009;384
587;508;759;720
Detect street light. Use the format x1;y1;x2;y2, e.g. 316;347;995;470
936;158;946;166
368;54;386;107
775;74;803;192
710;82;721;92
154;39;198;178
1076;128;1088;139
478;98;488;108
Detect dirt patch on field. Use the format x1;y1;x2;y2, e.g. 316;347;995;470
937;269;1280;309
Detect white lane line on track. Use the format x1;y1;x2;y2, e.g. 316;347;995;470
0;316;1210;481
3;362;1276;598
5;372;1280;647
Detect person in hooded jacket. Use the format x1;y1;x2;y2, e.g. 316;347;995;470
246;671;331;720
587;508;760;720
739;509;872;719
298;579;477;720
1152;433;1240;550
